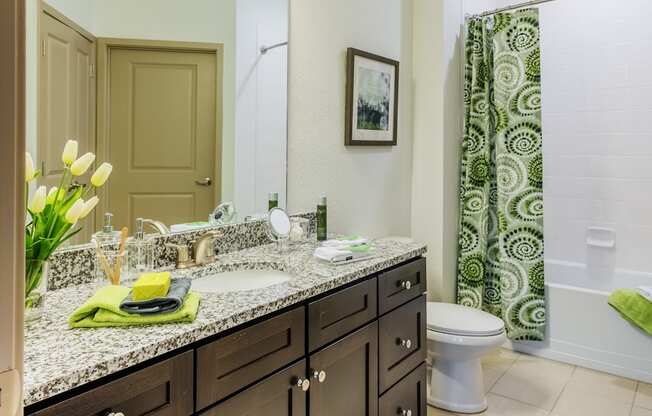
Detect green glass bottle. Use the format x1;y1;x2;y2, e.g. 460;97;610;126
317;194;327;241
268;192;278;211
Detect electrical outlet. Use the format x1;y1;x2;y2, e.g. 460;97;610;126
0;369;20;416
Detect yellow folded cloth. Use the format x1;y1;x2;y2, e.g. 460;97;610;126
69;285;200;328
132;272;171;301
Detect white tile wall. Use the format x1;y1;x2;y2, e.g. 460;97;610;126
538;0;652;273
462;0;652;275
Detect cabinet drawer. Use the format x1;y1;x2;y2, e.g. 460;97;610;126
196;307;305;410
378;258;426;315
379;363;427;416
31;351;193;416
308;277;377;351
199;360;307;416
379;295;427;393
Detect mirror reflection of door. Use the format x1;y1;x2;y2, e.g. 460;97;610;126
38;6;96;243
99;41;222;232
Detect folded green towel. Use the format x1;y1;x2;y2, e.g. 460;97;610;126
608;289;652;336
69;285;200;328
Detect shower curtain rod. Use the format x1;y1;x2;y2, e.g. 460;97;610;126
467;0;556;18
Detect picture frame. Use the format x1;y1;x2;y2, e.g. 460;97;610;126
345;48;399;146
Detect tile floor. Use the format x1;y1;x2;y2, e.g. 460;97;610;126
427;349;652;416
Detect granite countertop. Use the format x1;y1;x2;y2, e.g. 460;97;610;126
24;237;427;406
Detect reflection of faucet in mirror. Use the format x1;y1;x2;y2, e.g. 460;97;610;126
209;202;236;225
141;219;170;235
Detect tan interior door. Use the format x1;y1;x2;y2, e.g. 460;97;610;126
106;47;218;231
39;12;95;241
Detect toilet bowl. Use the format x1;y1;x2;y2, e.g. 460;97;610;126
426;302;506;414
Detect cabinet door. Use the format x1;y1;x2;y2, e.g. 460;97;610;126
199;360;307;416
379;295;427;393
379;363;426;416
31;351;193;416
309;322;378;416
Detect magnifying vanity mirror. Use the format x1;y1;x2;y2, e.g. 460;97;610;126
267;208;291;240
28;0;289;247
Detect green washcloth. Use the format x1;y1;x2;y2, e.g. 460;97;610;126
69;285;200;328
349;243;371;253
608;289;652;336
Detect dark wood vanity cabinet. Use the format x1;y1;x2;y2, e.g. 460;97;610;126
26;257;427;416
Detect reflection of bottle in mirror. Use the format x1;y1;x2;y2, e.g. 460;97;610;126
268;192;278;211
317;194;327;241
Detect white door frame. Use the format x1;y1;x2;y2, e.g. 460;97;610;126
0;0;25;414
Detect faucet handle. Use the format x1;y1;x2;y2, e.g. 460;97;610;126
166;243;194;269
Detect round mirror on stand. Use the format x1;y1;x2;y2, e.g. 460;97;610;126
267;208;291;251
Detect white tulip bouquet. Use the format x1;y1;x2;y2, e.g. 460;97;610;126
25;140;112;308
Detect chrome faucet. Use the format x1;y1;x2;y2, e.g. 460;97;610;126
166;230;220;268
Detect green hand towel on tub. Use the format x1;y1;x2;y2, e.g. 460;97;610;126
608;289;652;336
69;285;200;328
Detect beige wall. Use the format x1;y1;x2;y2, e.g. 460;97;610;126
287;0;414;238
411;0;463;302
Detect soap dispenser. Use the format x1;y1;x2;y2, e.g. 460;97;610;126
92;213;121;245
126;218;155;278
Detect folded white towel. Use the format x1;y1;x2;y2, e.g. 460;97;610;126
322;237;369;249
314;246;373;264
637;286;652;302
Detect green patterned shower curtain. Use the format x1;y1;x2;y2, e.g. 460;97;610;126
456;9;545;341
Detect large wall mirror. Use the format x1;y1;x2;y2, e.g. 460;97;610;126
26;0;288;245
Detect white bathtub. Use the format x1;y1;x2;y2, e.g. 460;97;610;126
505;260;652;383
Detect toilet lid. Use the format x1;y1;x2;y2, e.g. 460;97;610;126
427;302;505;337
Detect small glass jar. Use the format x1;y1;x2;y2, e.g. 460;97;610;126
289;217;310;243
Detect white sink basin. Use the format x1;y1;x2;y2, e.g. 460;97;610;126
191;269;293;293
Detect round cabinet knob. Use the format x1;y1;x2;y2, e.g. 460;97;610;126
312;370;327;383
397;338;412;349
397;408;412;416
399;280;412;290
293;377;311;392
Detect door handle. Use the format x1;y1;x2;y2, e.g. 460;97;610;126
195;177;212;186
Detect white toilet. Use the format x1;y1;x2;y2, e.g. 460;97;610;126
426;302;506;414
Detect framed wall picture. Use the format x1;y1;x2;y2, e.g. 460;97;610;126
345;48;399;146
